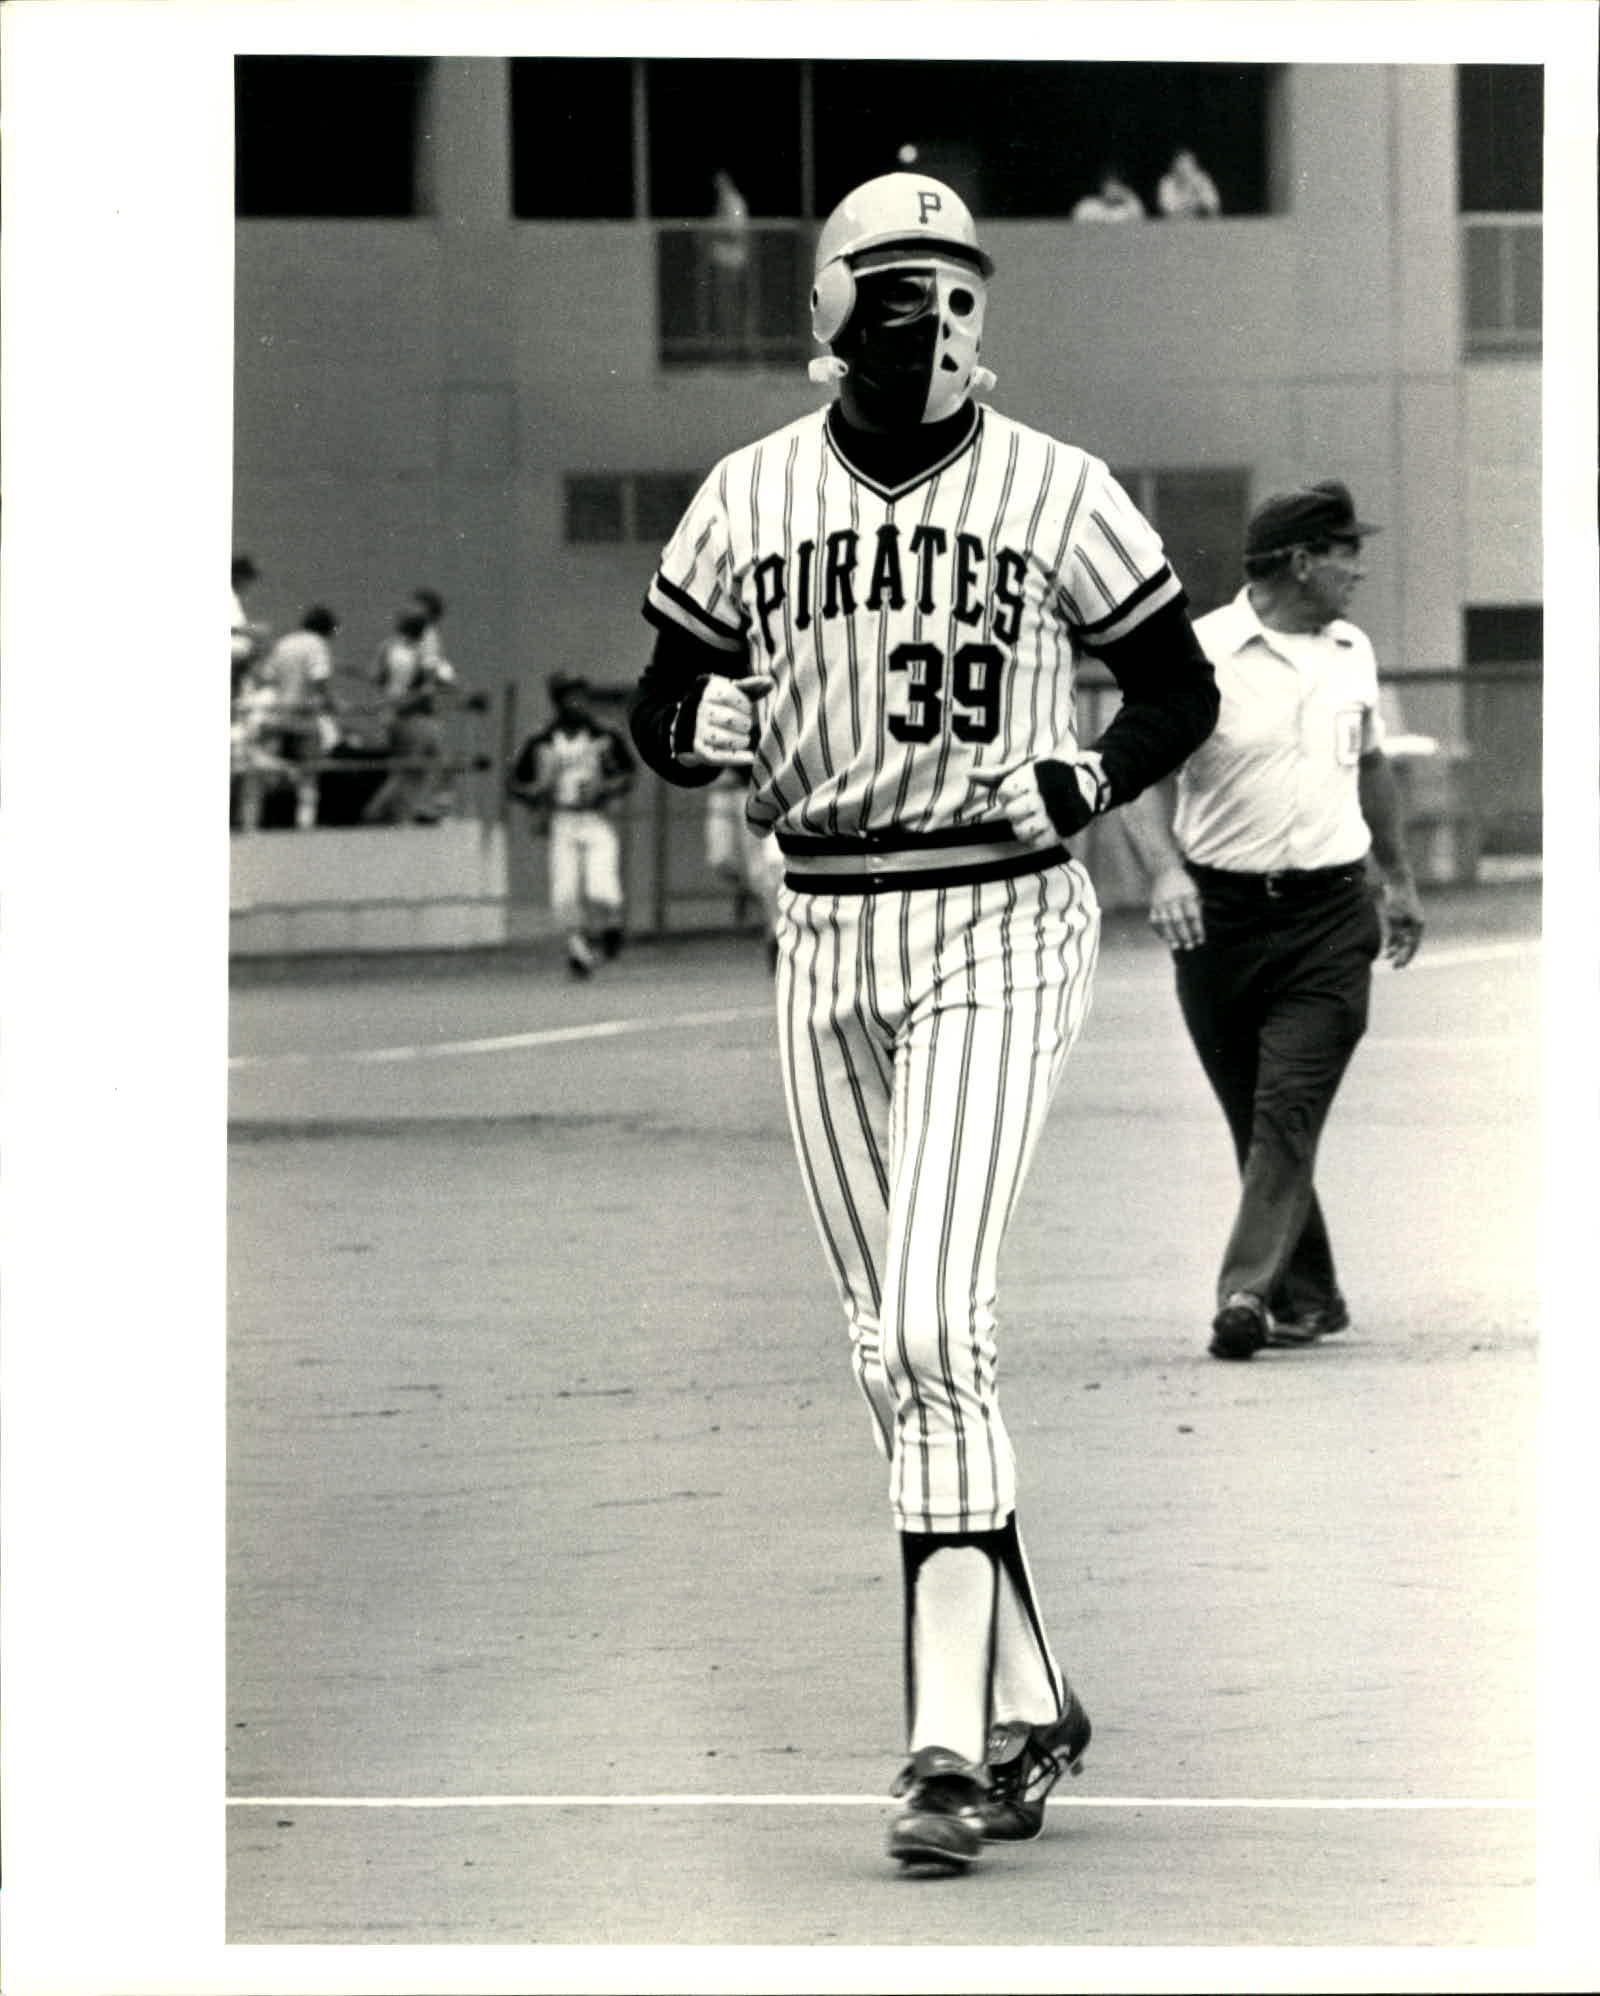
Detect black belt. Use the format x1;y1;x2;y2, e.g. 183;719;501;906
1185;859;1368;901
777;821;1069;895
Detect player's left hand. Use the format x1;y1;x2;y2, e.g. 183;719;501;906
967;762;1059;848
1380;876;1425;967
969;752;1109;847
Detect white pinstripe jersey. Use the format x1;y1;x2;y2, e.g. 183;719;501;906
646;404;1182;838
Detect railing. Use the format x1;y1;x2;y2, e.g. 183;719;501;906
1461;213;1541;356
230;680;504;832
234;663;1539;935
656;220;815;369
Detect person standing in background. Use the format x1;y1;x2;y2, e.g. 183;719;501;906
510;674;637;977
1120;480;1424;1362
255;605;341;830
1071;166;1146;222
231;554;269;697
409;589;463;817
363;605;458;824
707;168;753;348
703;767;785;971
1156;149;1222;219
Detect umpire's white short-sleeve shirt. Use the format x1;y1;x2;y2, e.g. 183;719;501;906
1174;588;1385;873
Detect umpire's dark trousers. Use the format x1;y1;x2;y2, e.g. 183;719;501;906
1174;862;1382;1318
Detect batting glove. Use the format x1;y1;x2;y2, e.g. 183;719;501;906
970;751;1111;848
677;674;775;770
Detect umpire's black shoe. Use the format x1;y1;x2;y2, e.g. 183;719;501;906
1267;1300;1351;1346
887;1746;988;1869
977;1690;1092;1842
1209;1292;1270;1361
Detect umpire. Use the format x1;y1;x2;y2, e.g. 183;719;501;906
1122;480;1424;1360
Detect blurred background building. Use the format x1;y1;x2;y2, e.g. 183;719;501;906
231;57;1541;955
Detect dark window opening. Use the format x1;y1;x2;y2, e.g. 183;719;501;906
645;62;805;219
565;477;626;543
1457;66;1543;212
1463;604;1542;855
633;472;704;542
564;472;702;544
511;59;636;219
811;62;1277;219
236;57;427;218
1464;605;1543;667
1114;468;1251;619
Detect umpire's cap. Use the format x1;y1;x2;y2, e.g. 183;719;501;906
1245;480;1381;558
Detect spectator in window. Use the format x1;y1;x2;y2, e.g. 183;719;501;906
256;605;341;830
1157;148;1222;219
1071;167;1147;223
231;555;270;696
707;168;752;345
362;605;459;824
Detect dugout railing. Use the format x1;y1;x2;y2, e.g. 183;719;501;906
229;666;1539;957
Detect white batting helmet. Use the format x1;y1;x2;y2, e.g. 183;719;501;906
810;172;994;344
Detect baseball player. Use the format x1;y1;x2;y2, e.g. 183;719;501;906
629;173;1219;1870
704;768;785;968
510;673;636;976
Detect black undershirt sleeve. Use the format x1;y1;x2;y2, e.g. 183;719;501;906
1080;596;1220;805
628;619;741;789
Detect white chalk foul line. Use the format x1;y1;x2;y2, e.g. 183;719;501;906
227;1794;1533;1812
1389;939;1539;972
228;939;1536;1071
228;1004;770;1070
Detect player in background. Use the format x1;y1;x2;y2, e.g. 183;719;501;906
704;768;785;969
630;173;1219;1871
510;673;636;977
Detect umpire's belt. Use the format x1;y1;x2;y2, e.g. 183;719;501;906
1185;859;1369;901
777;823;1069;895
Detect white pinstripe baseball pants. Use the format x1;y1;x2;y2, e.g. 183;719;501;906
774;859;1100;1535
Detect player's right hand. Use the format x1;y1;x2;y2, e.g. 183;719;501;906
687;675;775;768
1149;864;1205;951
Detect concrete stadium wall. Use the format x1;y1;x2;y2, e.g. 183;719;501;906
232;61;1532;946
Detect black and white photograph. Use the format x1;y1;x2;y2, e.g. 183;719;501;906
4;3;1597;1992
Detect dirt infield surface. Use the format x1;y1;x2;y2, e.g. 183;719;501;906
226;885;1544;1956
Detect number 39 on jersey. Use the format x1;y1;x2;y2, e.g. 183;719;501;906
645;402;1182;838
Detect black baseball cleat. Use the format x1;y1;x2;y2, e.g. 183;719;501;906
977;1689;1092;1842
1209;1292;1270;1360
1267;1300;1351;1346
887;1746;988;1870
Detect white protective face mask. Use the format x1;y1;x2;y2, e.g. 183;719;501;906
921;262;993;422
809;257;995;422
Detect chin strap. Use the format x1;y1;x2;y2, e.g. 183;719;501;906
971;366;997;395
808;356;849;384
